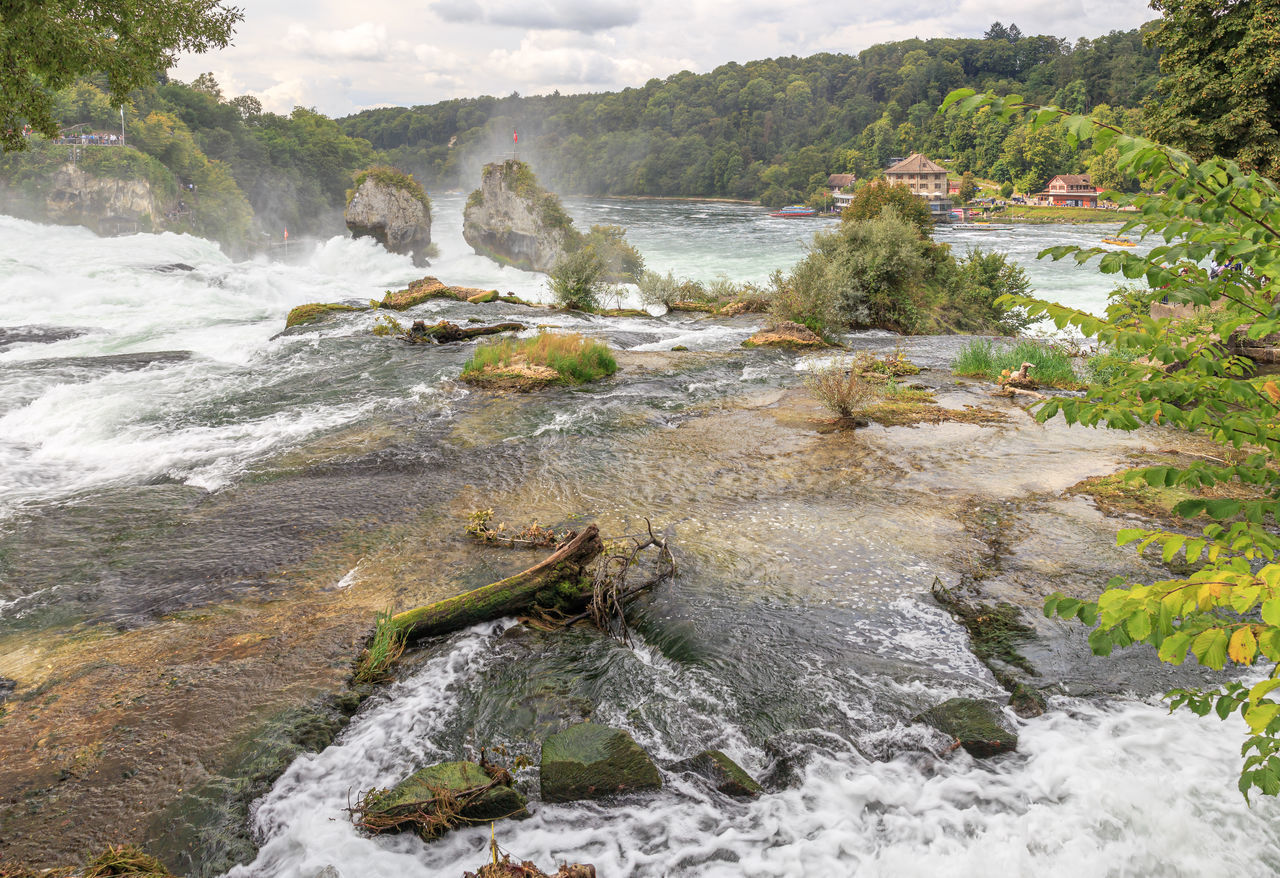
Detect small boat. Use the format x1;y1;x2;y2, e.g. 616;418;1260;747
1102;236;1136;246
769;205;817;218
952;222;1013;231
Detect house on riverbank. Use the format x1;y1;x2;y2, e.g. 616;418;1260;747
827;173;856;210
1031;174;1098;208
885;154;952;222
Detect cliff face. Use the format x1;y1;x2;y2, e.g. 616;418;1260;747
344;173;432;266
462;161;574;273
41;164;162;235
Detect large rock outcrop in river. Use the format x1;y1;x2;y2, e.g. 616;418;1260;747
35;163;162;235
345;166;433;266
462;160;578;273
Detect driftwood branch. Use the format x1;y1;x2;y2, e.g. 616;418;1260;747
387;525;604;643
404;320;525;344
547;519;676;642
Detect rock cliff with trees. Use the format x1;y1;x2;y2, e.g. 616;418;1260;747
345;166;433;265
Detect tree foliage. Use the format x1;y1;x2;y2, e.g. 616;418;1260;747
841;180;933;234
338;27;1161;202
945;86;1280;798
0;0;242;151
1144;0;1280;182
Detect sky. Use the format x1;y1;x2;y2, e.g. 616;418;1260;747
171;0;1157;118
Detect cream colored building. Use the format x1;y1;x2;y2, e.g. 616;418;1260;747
885;153;952;221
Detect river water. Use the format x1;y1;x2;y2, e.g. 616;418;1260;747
2;198;1276;876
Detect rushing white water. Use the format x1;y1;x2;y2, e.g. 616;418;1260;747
0;202;1128;518
230;623;1280;878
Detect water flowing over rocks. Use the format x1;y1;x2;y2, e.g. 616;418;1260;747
670;749;763;797
917;698;1018;758
355;761;529;839
345;169;433;266
463;160;575;273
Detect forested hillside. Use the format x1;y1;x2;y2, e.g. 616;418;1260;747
339;24;1159;204
7;22;1159;249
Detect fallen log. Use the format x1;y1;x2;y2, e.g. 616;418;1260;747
387;525;604;643
405;320;525;344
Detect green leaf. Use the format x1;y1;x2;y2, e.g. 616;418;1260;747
1158;631;1193;664
941;88;976;112
1205;499;1243;520
1191;628;1230;670
1262;599;1280;627
1247;703;1280;734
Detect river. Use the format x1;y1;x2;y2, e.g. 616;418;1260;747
1;198;1275;877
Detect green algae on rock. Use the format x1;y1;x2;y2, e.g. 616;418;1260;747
354;761;528;839
284;302;367;328
670;749;762;798
539;722;661;803
916;697;1018;758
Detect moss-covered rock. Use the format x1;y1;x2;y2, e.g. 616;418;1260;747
742;321;826;349
381;276;465;310
468;290;499;304
357;761;528;839
916;698;1017;758
539;723;661;802
284;302;366;328
671;749;762;798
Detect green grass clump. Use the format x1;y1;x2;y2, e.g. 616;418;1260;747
462;333;617;385
354;610;407;685
952;339;1083;389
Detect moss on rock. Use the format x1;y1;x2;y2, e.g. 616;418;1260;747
742;321;826;349
539;722;661;802
381;277;465;310
357;761;528;839
671;749;762;798
916;698;1017;758
284;302;366;328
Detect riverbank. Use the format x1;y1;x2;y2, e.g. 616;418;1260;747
0;333;1242;874
988;204;1133;224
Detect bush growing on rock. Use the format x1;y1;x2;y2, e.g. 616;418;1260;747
803;364;878;418
549;248;609;311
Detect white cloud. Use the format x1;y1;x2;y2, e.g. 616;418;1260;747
286;22;390;60
432;0;641;32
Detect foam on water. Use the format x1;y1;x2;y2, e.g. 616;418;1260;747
229;621;1280;878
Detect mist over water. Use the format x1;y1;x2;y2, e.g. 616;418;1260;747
2;203;1227;878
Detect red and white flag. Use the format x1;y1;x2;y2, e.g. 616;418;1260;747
513;129;518;145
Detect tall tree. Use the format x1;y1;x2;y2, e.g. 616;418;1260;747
1145;0;1280;180
0;0;242;151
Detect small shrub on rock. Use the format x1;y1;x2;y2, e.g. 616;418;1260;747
803;364;878;418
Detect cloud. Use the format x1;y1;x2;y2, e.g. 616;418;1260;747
485;34;621;85
286;22;390;60
432;0;641;32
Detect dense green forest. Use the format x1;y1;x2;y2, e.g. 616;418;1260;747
340;24;1159;204
4;22;1160;248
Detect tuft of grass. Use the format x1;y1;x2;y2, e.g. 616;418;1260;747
803;364;878;418
952;339;1083;389
83;844;175;877
462;333;617;385
354;610;407;685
